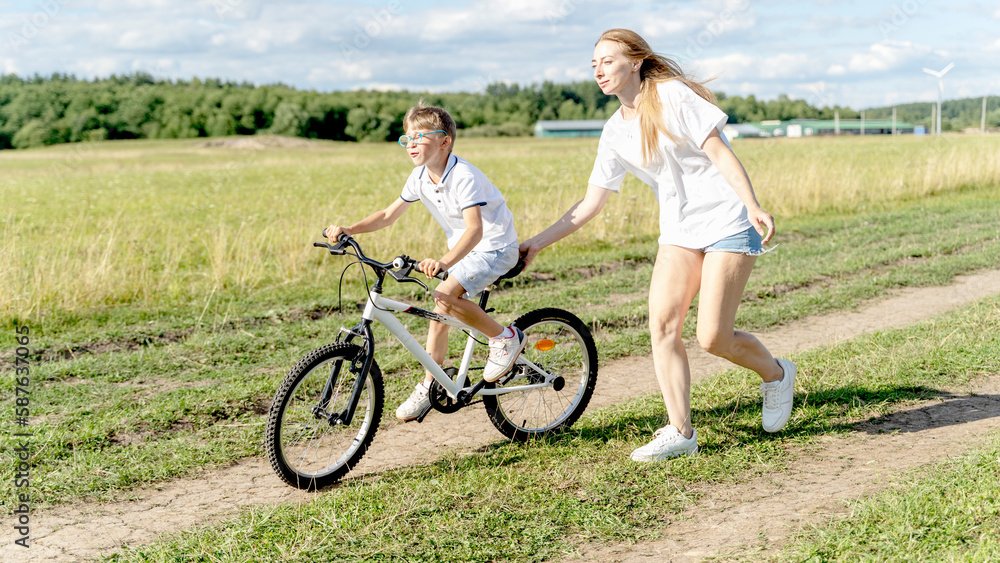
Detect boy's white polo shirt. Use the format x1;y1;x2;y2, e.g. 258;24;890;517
400;154;518;252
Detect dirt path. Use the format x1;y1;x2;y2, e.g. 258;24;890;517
6;268;1000;562
563;375;1000;562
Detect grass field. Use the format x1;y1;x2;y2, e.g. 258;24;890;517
1;133;1000;560
2;134;998;319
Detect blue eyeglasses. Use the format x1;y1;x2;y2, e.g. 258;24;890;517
398;130;447;147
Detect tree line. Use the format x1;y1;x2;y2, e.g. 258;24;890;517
1;73;995;150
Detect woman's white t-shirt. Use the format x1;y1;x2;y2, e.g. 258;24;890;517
587;80;752;249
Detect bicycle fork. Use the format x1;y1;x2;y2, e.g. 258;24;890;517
314;319;375;426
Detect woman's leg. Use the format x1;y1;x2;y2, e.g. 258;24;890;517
696;252;783;382
647;245;704;439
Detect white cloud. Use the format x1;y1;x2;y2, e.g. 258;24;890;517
693;52;812;82
793;80;839;107
542;64;590;82
416;0;572;41
642;0;755;42
0;57;18;74
73;57;122;77
843;40;932;73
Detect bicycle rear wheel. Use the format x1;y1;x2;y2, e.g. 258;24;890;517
483;308;598;441
265;342;383;490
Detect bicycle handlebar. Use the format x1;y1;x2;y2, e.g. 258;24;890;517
317;229;524;286
315;231;448;289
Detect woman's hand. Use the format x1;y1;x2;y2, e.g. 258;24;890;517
746;206;775;244
518;238;544;268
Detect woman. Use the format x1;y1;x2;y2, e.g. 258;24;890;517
519;29;795;461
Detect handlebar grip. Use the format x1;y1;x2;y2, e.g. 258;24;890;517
320;228;352;243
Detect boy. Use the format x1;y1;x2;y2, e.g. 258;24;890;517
325;103;525;421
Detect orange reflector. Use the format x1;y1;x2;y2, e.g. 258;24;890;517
535;339;555;351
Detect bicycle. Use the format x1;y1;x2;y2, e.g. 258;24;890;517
264;234;599;490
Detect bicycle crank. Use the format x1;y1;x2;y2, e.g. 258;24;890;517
428;368;464;414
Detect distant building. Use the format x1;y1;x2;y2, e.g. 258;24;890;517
733;119;916;138
536;117;917;140
722;123;766;139
534;120;607;138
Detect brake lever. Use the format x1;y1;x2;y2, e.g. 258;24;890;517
313;241;349;255
388;256;430;291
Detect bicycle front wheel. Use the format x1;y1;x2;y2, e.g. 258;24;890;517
483;308;598;441
265;342;383;490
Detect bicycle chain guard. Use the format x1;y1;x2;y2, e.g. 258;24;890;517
428;367;463;414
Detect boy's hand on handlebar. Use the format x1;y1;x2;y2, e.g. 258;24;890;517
324;225;351;240
417;259;446;279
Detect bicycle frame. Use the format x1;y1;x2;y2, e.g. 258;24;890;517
327;284;558;426
360;291;558;398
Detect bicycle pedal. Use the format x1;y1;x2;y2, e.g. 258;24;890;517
415;405;433;423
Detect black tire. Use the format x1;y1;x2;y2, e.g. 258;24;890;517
265;343;383;490
483;308;598;441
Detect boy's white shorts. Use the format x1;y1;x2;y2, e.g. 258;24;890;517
449;242;519;298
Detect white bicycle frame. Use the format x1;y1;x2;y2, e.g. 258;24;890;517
355;290;558;399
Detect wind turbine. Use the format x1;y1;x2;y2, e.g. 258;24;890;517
923;63;954;136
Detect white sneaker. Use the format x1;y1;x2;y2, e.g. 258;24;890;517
483;327;527;382
761;358;796;433
630;426;698;462
395;381;431;421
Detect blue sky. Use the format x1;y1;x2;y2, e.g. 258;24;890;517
1;0;996;109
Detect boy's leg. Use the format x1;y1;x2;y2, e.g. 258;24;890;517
431;276;525;382
431;276;503;338
397;317;450;421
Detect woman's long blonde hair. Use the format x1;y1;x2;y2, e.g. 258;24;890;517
598;29;716;164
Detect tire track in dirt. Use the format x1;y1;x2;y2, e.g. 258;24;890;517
6;268;1000;562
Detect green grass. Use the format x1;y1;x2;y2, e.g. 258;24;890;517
1;136;999;510
2;134;999;318
783;434;1000;562
1;136;999;561
102;296;1000;562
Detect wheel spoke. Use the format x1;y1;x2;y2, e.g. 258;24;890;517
265;343;384;489
484;310;597;441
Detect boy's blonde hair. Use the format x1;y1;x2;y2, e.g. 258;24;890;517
403;101;457;150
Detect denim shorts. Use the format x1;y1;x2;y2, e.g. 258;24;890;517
701;227;766;255
449;242;520;297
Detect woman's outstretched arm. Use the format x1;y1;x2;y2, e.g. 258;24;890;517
519;184;611;266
